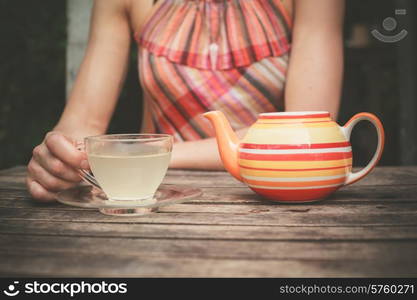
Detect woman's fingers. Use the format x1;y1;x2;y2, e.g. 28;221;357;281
26;177;57;202
27;159;76;193
27;131;90;202
32;144;81;182
44;132;87;169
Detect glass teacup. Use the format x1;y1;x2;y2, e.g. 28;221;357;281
78;134;173;203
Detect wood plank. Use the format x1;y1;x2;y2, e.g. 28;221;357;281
0;177;25;190
3;201;412;216
1;196;416;216
2;252;416;277
1;165;416;278
0;235;416;277
156;202;417;214
1;166;417;189
1;234;417;264
1;206;416;226
1;183;416;211
0;166;26;176
2;220;417;241
1;199;417;214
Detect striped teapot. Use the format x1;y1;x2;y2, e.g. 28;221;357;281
204;111;385;202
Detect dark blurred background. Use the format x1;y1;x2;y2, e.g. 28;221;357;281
0;0;416;170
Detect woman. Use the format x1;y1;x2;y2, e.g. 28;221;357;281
27;0;345;201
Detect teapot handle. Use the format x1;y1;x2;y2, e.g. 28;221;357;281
342;113;385;185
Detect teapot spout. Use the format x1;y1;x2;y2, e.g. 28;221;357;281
204;111;243;182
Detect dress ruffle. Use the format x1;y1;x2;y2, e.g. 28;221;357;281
136;0;291;70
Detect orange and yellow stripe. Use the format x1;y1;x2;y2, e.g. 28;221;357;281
238;114;353;202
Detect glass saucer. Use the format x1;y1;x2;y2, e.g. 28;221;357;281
56;184;202;216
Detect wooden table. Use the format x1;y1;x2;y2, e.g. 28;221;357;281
0;166;417;277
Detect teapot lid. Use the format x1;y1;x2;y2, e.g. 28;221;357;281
259;111;330;119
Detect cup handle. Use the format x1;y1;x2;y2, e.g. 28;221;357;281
76;142;101;189
342;112;385;185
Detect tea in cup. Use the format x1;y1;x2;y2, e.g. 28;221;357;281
79;134;173;202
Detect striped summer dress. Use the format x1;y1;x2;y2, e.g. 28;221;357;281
136;0;292;141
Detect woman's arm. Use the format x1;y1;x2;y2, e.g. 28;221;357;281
285;0;345;119
170;128;247;170
27;0;154;201
55;0;134;139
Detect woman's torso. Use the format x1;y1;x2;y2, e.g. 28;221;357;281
128;0;294;31
129;0;294;141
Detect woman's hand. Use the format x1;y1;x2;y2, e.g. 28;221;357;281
26;132;88;202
